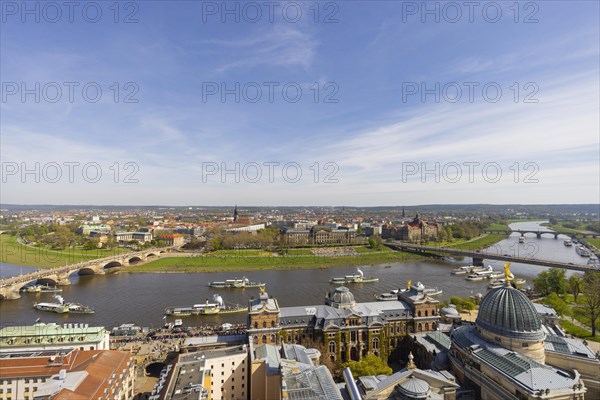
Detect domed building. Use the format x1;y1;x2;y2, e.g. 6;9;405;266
450;284;589;399
247;285;440;364
326;286;357;309
475;285;546;362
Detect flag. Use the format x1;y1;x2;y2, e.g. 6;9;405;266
34;318;41;324
163;315;167;319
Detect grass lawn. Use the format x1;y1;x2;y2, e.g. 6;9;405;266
561;320;600;342
126;250;423;273
486;223;510;232
0;234;128;269
353;245;392;253
585;238;600;248
445;234;507;251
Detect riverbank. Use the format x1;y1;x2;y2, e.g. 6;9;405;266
125;249;426;273
0;234;128;269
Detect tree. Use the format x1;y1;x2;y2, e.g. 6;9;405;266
581;272;600;336
342;354;392;379
533;271;551;296
568;274;583;302
543;292;571;317
547;268;567;296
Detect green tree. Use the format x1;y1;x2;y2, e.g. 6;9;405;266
342;354;392;379
568;274;583;302
83;239;99;250
547;268;567;295
581;272;600;336
543;292;571;317
533;271;551;296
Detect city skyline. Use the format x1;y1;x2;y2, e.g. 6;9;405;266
2;2;599;205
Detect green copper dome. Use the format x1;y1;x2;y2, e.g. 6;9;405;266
476;285;544;341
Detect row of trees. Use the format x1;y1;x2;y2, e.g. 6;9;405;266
533;269;600;336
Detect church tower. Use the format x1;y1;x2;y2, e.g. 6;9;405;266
233;205;238;223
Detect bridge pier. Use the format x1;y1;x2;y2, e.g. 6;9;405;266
554;233;558;239
536;232;542;239
56;273;72;286
473;257;484;267
0;287;21;300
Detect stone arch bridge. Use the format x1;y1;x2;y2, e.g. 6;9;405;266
483;229;599;239
0;247;175;300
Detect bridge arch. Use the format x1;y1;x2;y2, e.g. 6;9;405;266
36;277;59;286
146;253;158;258
78;267;98;275
103;261;123;269
128;256;143;264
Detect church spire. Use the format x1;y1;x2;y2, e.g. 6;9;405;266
233;205;238;222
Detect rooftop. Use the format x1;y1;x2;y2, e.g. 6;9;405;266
452;326;581;392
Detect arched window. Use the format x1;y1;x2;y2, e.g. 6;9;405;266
425;310;428;317
425;323;429;331
373;337;379;349
253;336;258;344
262;321;267;329
329;341;336;353
254;322;258;329
418;310;421;317
271;321;276;328
271;334;276;343
262;335;267;344
418;323;422;332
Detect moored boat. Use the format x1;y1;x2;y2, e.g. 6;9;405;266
518;237;525;243
487;279;506;289
465;274;485;281
375;290;398;301
488;271;504;279
330;268;379;284
451;266;473;275
575;245;591;257
208;277;266;288
164;294;246;316
21;284;63;293
564;239;573;247
33;295;94;314
422;287;443;296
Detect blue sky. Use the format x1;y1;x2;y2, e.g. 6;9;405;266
1;1;599;206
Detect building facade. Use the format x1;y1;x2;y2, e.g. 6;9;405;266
449;285;590;400
0;348;134;400
247;283;440;364
282;226;357;246
0;323;110;353
381;214;439;242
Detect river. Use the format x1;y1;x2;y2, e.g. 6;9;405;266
0;221;589;328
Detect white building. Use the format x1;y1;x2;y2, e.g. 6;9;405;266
0;323;110;353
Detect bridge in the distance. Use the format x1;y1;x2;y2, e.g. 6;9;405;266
385;241;597;272
483;229;599;239
0;247;176;300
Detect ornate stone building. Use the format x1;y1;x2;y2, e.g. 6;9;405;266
449;285;597;399
381;214;439;242
247;283;440;364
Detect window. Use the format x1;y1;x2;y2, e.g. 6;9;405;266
418;310;421;317
329;341;336;353
262;321;267;328
373;337;379;349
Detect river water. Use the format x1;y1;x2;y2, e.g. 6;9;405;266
0;221;589;328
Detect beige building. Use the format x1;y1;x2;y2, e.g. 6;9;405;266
449;285;591;399
247;283;440;364
0;323;110;353
343;352;459;399
0;348;134;400
250;342;342;400
151;345;248;400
